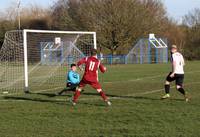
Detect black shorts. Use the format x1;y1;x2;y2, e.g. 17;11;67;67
166;72;184;86
67;82;79;91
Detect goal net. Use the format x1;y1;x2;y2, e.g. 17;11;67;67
0;29;96;95
126;38;168;64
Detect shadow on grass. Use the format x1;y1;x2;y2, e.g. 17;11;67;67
3;96;109;107
3;95;67;105
83;92;161;101
2;91;185;106
38;91;187;102
2;92;107;107
27;88;75;98
2;89;73;105
35;92;72;98
83;92;186;102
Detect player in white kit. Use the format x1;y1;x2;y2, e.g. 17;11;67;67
161;45;189;102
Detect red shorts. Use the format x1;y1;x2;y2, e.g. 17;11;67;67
79;78;102;89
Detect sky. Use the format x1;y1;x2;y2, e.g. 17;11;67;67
0;0;200;22
0;0;55;10
162;0;200;22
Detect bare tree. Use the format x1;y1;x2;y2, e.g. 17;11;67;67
51;0;168;54
182;8;200;60
183;8;200;27
0;4;51;48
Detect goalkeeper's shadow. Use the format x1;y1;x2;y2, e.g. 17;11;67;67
34;92;72;98
29;88;75;98
3;95;71;106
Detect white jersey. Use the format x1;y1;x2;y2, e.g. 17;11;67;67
171;52;185;74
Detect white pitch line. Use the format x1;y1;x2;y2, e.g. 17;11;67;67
104;74;162;84
74;89;165;101
71;81;200;101
1;74;161;97
104;70;200;84
0;86;64;97
1;70;200;101
113;81;200;99
0;81;199;102
0;99;26;102
0;92;22;97
54;81;200;102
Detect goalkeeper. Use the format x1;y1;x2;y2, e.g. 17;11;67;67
57;64;80;95
66;64;80;91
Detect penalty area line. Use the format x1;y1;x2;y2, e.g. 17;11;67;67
75;81;200;101
103;70;200;84
0;81;200;102
1;70;199;97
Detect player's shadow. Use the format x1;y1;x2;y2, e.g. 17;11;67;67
82;92;161;101
3;95;109;107
27;89;74;98
35;92;72;98
34;92;57;97
3;95;69;106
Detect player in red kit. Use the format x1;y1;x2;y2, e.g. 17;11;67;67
71;49;111;106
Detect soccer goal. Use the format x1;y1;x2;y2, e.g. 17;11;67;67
0;29;97;94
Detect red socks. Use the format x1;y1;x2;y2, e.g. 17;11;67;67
73;91;108;103
100;91;108;101
73;90;81;103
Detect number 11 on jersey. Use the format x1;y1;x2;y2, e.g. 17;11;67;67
89;61;95;71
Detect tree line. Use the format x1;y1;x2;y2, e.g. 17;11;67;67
0;0;200;60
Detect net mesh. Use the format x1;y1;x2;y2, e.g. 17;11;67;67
126;38;168;64
0;31;24;94
0;30;95;94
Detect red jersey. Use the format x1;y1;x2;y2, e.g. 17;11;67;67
77;56;106;82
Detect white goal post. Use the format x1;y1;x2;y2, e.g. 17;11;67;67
0;29;97;94
23;29;97;93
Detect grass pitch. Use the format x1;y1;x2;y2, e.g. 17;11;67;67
0;61;200;137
